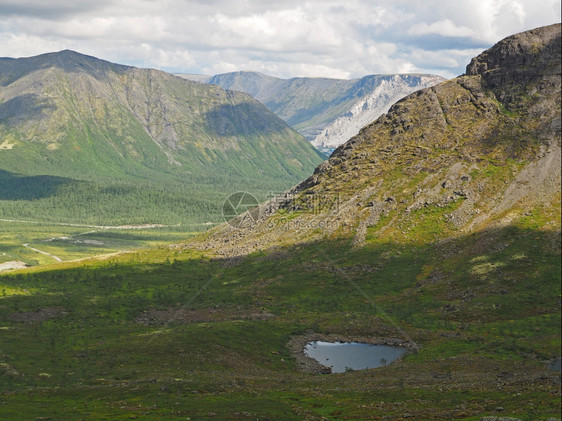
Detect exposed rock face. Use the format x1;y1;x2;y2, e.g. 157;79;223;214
310;74;445;150
195;24;561;257
466;23;562;140
466;24;561;107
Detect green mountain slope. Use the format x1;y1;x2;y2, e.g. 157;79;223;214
0;25;560;420
0;50;324;225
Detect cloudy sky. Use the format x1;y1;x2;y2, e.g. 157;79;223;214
0;0;560;79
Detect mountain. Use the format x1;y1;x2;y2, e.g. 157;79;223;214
0;50;324;225
201;23;561;255
0;25;559;420
179;71;445;154
308;74;446;150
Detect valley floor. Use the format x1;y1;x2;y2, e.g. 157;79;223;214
0;220;203;269
0;222;560;420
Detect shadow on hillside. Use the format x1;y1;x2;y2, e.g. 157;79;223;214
205;102;287;137
0;169;80;200
0;224;559;421
1;224;559;327
0;94;55;121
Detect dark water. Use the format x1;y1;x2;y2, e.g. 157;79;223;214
304;341;407;373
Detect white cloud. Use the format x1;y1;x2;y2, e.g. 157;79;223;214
0;0;560;78
209;8;343;53
408;19;474;38
0;32;65;58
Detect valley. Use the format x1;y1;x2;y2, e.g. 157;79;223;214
0;219;559;419
0;220;199;268
0;50;324;267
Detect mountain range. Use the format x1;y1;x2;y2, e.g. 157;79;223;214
0;50;323;225
179;71;444;154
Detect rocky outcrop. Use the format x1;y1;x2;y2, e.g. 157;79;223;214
466;24;561;108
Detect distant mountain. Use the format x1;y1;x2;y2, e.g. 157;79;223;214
0;50;324;225
178;71;445;154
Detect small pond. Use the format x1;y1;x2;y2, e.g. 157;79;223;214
304;341;407;373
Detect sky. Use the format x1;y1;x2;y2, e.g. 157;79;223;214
0;0;560;79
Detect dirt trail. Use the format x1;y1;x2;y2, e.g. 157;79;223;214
22;244;62;262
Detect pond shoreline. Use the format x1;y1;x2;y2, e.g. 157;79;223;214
287;332;419;374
